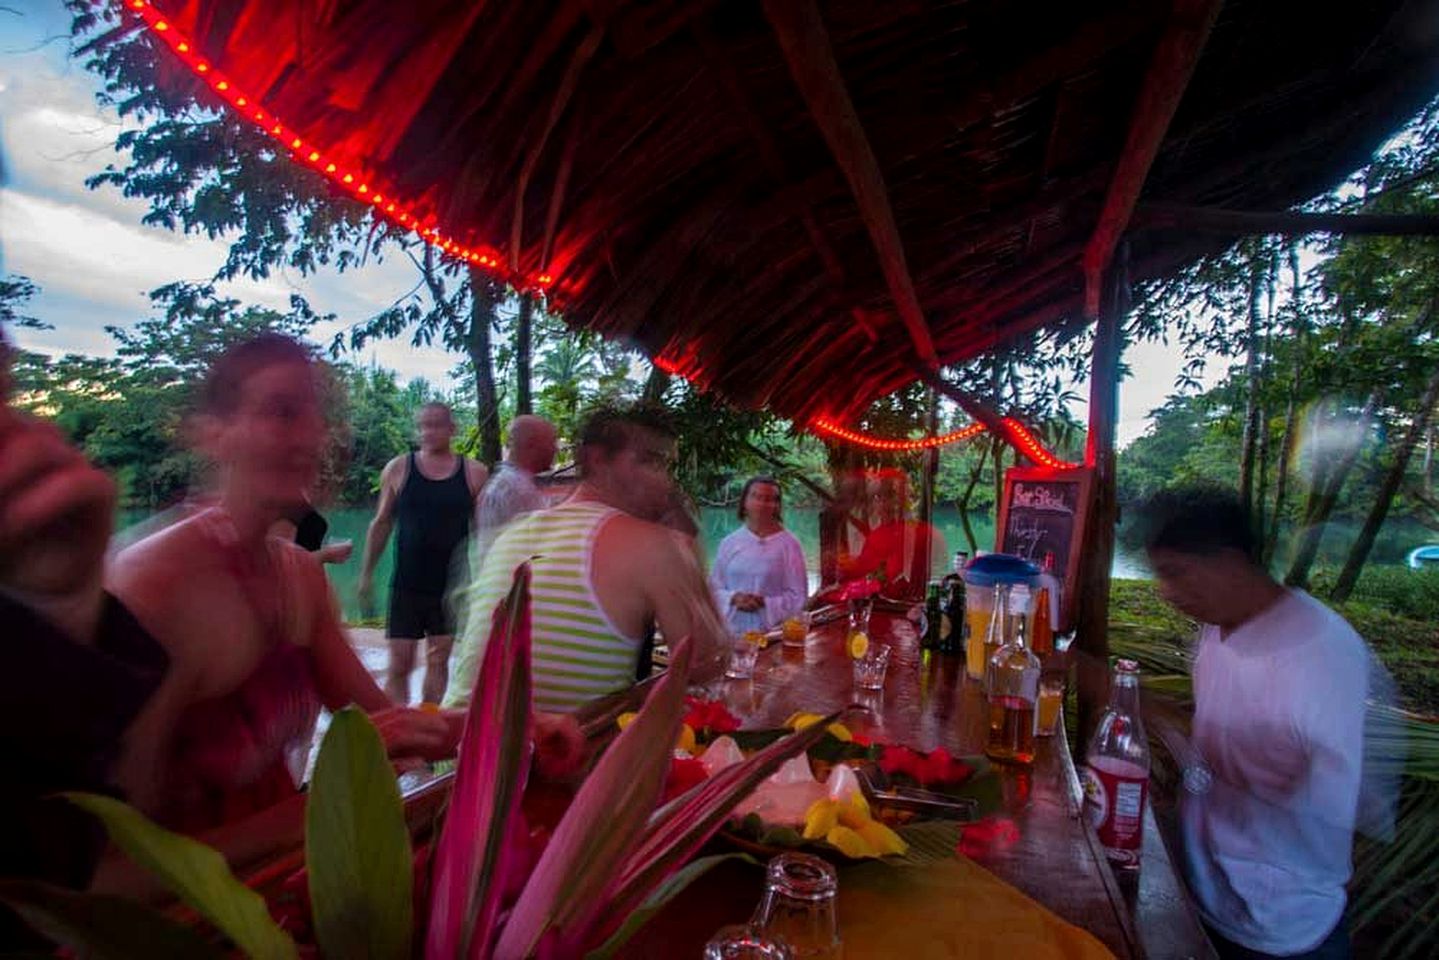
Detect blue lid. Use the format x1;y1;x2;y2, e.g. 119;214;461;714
961;553;1040;587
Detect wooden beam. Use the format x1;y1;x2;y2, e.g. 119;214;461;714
762;0;939;369
1136;203;1439;236
1082;0;1223;318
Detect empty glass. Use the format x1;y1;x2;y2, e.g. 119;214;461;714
726;636;761;680
847;595;873;635
753;853;841;960
852;645;890;691
704;925;793;959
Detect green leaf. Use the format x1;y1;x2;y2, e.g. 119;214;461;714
583;854;757;960
0;879;227;959
306;707;414;960
64;793;298;960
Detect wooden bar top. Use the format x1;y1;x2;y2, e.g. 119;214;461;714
630;611;1214;958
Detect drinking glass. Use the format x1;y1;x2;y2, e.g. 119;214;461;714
852;645;890;691
726;636;761;680
781;611;811;648
704;925;793;960
847;595;873;635
1037;677;1064;737
753;853;841;960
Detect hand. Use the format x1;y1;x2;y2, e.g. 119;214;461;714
319;540;354;565
369;706;452;762
534;712;585;780
732;593;764;613
357;574;375;615
0;409;115;636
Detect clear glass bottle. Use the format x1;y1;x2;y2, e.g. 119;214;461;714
985;610;1039;765
980;583;1013;692
1082;659;1152;872
752;853;840;960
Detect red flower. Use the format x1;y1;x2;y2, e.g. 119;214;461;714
876;744;974;787
683;697;740;735
663;756;710;802
839;579;881;601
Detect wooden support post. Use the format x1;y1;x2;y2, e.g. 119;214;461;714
1075;246;1129;745
763;0;939;370
920;388;941;585
1082;0;1222;318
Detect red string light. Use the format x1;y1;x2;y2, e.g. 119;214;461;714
122;0;557;294
810;415;1078;469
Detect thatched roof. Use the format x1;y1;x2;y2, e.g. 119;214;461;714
136;0;1439;423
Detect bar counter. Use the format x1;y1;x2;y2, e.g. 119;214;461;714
628;611;1215;958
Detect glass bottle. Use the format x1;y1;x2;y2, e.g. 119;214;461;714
941;560;967;655
921;580;944;651
985;610;1039;765
752;853;841;960
1030;552;1058;657
1082;659;1152;872
981;583;1013;689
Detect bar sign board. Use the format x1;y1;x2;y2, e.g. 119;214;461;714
995;466;1093;632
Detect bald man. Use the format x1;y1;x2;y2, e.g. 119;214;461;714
476;415;559;535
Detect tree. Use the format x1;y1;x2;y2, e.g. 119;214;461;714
68;3;513;463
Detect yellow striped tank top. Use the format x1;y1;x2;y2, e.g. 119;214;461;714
443;499;641;712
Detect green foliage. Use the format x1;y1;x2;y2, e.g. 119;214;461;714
0;879;227;959
64;793;298;960
305;709;413;960
0;274;46;330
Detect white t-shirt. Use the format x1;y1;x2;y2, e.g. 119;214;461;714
1180;589;1368;955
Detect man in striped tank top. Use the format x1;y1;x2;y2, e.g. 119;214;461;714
444;405;726;713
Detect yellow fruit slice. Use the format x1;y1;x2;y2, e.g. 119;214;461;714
803;799;839;840
826;722;853;742
676;723;697;755
785;712;825;731
857;819;909;856
826;824;877;859
847;631;869;659
616;711;638;731
744;629;767;648
838;794;871;829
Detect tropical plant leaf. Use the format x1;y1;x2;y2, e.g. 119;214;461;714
426;563;535;960
64;793;297;960
582;853;756;960
0;879;227;959
597;711;843;940
306;707;413;960
494;637;695;958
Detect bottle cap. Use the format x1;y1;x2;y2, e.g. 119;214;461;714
960;552;1040;588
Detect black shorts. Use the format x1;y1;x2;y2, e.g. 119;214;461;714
386;588;454;639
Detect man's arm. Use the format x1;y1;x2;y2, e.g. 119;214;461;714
465;458;489;500
358;456;404;610
645;528;728;682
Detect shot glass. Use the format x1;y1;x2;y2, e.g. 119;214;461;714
704;925;793;960
780;611;811;649
847;595;873;635
1036;676;1064;737
753;853;840;960
852;645;891;691
726;636;761;680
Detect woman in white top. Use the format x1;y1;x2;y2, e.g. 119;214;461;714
710;476;808;633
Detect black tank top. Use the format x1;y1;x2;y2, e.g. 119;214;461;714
394;452;472;596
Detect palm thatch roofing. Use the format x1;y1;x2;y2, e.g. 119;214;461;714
136;0;1439;423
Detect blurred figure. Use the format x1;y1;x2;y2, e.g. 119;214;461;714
476;413;558;534
445;403;725;712
710;475;807;633
0;325;169;947
274;492;352;565
358;402;487;704
837;468;945;601
1140;486;1376;960
108;336;455;832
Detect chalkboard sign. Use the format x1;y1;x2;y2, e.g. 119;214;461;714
995;466;1093;632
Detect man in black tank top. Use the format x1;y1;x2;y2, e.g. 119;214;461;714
358;403;487;703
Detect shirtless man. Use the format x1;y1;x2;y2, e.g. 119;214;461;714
444;404;725;712
358;403;487;704
109;336;454;831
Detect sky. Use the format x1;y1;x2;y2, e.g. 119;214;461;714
0;0;1216;447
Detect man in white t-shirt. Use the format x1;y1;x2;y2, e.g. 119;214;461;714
1141;487;1367;960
